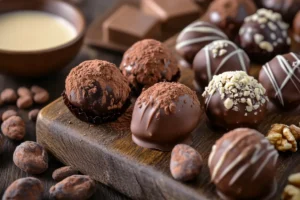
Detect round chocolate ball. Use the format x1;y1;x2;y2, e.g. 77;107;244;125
239;9;291;63
202;71;268;130
64;60;131;124
208;128;278;200
261;0;300;23
258;52;300;109
294;11;300;43
120;39;180;95
176;21;228;64
193;40;250;90
203;0;257;40
131;82;201;151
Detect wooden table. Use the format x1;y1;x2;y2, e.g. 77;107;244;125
0;0;129;199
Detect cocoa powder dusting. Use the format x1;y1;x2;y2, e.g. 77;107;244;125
137;82;200;115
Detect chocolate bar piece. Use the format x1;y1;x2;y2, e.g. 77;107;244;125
103;5;161;46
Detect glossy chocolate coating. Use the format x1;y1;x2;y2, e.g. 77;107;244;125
294;11;300;43
193;40;250;89
203;0;257;40
239;9;290;63
261;0;300;23
258;52;300;109
208;128;278;199
176;21;228;64
131;82;201;151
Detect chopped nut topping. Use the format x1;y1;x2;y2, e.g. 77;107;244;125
282;173;300;200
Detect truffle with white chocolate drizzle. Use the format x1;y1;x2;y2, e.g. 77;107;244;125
239;8;290;63
259;52;300;109
193;40;250;90
176;21;228;64
202;71;268;130
208;128;278;200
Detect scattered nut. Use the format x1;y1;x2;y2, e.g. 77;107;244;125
31;85;47;94
33;92;49;104
1;88;17;103
282;173;300;200
2;177;44;200
17;87;32;97
1;116;25;140
0;134;4;154
49;175;96;200
52;166;79;182
17;96;33;109
170;144;203;181
266;124;300;152
2;110;18;121
28;109;40;122
13;141;48;174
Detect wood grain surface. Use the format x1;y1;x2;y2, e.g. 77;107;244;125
37;34;300;200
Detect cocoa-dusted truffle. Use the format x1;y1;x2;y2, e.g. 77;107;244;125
258;53;300;109
120;39;180;95
203;0;257;40
176;21;228;64
239;9;290;63
202;71;268;130
294;11;300;43
131;82;200;151
193;40;250;90
208;128;278;200
261;0;300;23
64;60;131;124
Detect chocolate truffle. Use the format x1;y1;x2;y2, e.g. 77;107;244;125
261;0;300;23
208;128;278;200
64;60;131;124
120;39;180;95
258;52;300;109
202;71;268;130
239;9;290;63
193;40;250;90
176;21;228;64
203;0;257;40
294;11;300;43
131;82;201;151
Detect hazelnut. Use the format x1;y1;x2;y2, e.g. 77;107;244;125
1;116;25;140
28;109;40;122
33;92;49;104
17;87;32;97
1;88;17;103
2;177;44;200
50;175;96;200
170;144;203;181
2;110;18;121
52;166;79;182
17;96;33;109
13;141;48;174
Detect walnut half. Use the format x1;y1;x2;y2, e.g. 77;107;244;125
282;173;300;200
266;124;300;152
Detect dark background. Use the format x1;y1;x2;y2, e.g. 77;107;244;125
0;0;130;199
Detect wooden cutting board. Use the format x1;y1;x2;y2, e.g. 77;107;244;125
36;35;300;200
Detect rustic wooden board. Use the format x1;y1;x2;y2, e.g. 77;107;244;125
37;35;300;200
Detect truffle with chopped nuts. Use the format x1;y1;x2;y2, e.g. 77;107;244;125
238;8;290;63
202;71;268;130
258;52;300;109
131;82;201;151
193;40;250;90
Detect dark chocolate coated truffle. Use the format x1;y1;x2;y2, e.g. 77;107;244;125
64;60;131;124
120;39;180;95
176;21;228;64
202;71;268;130
208;128;278;200
131;82;201;151
193;40;250;90
294;11;300;43
239;8;291;63
261;0;300;23
258;52;300;109
203;0;257;40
